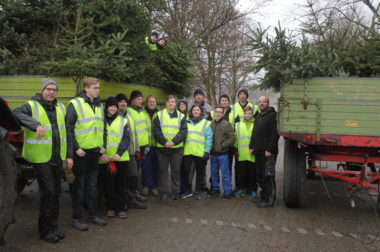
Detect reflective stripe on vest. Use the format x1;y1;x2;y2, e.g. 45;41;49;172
71;97;104;149
184;119;210;157
143;110;157;147
127;107;149;147
156;109;183;148
104;115;130;161
231;103;258;123
126;113;139;153
145;37;158;51
235;120;255;162
22;100;67;163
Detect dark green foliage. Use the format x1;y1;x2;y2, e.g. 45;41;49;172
0;0;193;95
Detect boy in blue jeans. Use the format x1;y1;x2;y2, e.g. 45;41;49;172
209;106;236;199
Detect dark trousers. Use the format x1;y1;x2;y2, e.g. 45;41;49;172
182;155;205;193
235;161;257;193
142;147;158;188
34;163;61;237
255;153;276;201
100;161;128;212
71;151;99;219
157;149;183;194
126;155;138;205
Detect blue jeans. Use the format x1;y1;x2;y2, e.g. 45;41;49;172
142;148;158;188
211;154;232;195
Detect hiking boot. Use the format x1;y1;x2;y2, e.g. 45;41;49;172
41;231;59;243
89;216;107;226
222;194;233;200
72;219;88;231
137;194;148;202
256;199;274;208
207;189;220;197
152;188;159;197
193;192;201;200
180;192;193;199
234;189;245;197
171;193;180;200
52;230;65;240
106;210;115;217
129;201;147;209
142;187;149;195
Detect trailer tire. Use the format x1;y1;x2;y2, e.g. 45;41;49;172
283;139;306;208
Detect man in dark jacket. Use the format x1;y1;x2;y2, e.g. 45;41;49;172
209;106;235;199
249;96;279;207
13;78;66;243
66;77;107;230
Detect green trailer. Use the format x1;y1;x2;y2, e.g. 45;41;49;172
278;78;380;208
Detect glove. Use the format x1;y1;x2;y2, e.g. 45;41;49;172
135;151;141;161
108;161;117;174
203;152;210;161
234;152;239;159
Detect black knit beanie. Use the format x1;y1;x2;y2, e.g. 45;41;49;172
116;93;128;103
130;90;143;101
193;88;204;97
105;97;118;109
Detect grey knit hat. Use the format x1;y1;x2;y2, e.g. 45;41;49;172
41;78;58;91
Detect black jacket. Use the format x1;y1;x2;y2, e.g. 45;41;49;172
65;91;107;158
249;107;279;154
13;93;62;166
152;109;187;153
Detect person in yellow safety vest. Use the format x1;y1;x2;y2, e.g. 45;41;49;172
66;77;107;231
233;105;258;198
13;78;66;243
141;95;160;197
181;104;213;200
98;97;130;219
231;89;259;124
153;95;187;200
145;31;158;51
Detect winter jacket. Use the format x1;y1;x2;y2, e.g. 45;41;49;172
13;93;62;166
152;109;187;154
210;119;235;155
249;107;279;154
65;91;107;158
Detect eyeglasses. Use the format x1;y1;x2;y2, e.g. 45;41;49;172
45;88;58;93
91;87;100;90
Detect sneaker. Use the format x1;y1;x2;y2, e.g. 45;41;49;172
129;201;147;209
136;194;148;202
234;189;245;197
52;230;65;240
159;193;167;200
118;211;128;219
193;192;201;200
152;188;159;197
142;187;149;195
250;191;258;198
180;192;193;199
106;210;115;217
41;231;59;243
208;189;220;197
256;199;274;208
171;193;180;200
72;219;88;231
89;216;107;226
222;194;233;200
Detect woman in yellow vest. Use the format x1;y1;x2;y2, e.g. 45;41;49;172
99;97;130;219
181;104;213;200
152;95;187;200
234;105;258;198
141;95;159;196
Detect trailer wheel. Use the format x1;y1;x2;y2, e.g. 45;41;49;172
283;139;306;208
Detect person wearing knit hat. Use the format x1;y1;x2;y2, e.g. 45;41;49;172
116;93;128;117
41;78;58;91
13;78;66;242
99;96;130;219
127;89;150;203
189;88;213;119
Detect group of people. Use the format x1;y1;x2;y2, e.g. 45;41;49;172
14;77;279;244
145;30;167;52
